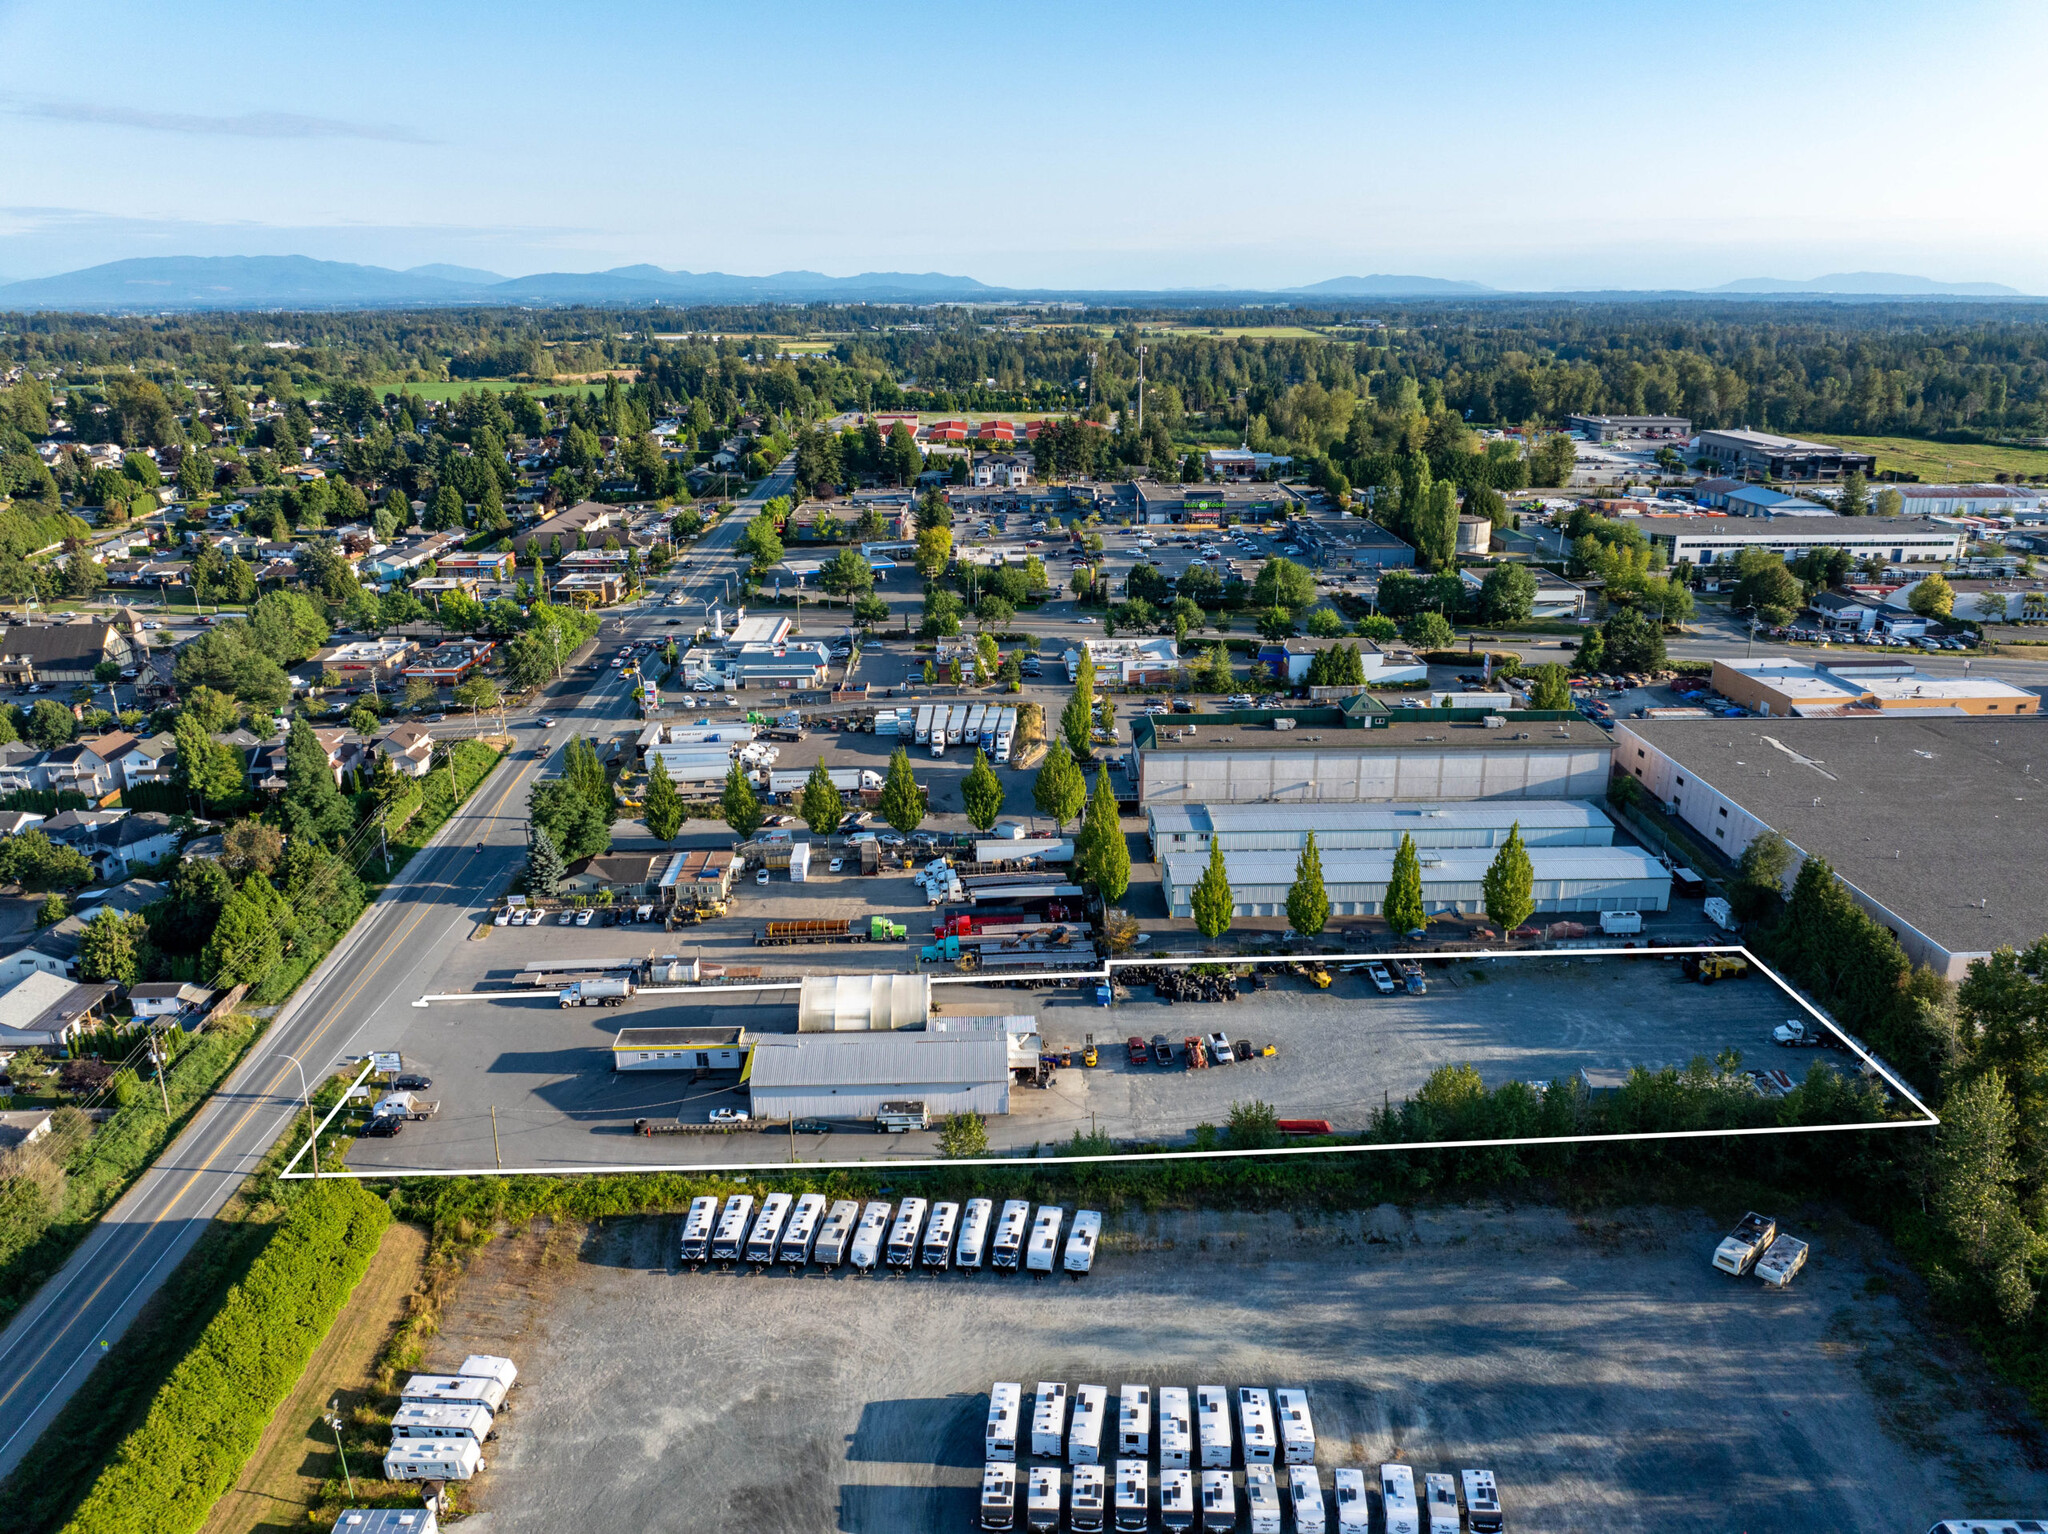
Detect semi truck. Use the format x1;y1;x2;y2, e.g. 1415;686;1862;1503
947;704;969;745
756;916;908;946
915;704;935;744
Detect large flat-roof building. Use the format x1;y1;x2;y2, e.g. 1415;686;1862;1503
1287;513;1417;570
1134;482;1301;526
1637;514;1963;568
1879;484;2048;518
1146;799;1616;858
1567;414;1692;442
1695;429;1877;483
744;1032;1009;1121
1129;716;1614;807
1710;657;2039;718
1611;716;2048;978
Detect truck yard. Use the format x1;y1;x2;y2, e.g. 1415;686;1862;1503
433;1203;2044;1533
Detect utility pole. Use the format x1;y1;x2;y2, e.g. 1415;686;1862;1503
148;1026;170;1115
491;1105;501;1167
1136;345;1147;437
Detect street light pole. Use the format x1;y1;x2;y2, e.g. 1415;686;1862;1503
272;1052;319;1175
326;1404;355;1499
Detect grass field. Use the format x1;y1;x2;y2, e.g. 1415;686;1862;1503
1807;433;2048;482
1142;324;1332;340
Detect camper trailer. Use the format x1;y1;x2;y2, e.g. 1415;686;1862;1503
1027;1465;1062;1533
886;1197;929;1269
678;1194;719;1268
1200;1470;1237;1533
1160;1468;1196;1532
921;1201;960;1270
1333;1469;1370;1534
1424;1473;1460;1534
457;1356;517;1392
1063;1209;1102;1278
1069;1383;1107;1465
383;1438;482;1482
1289;1466;1327;1534
1070;1464;1107;1534
1031;1382;1070;1459
980;1461;1018;1531
1381;1465;1419;1534
1113;1460;1148;1534
1461;1469;1505;1534
390;1402;494;1445
1117;1384;1152;1457
1158;1387;1193;1469
710;1193;755;1264
779;1192;827;1267
992;1199;1032;1270
1246;1464;1283;1534
1197;1387;1232;1469
1025;1205;1065;1275
849;1200;892;1272
813;1198;860;1269
744;1192;793;1267
398;1375;507;1416
1237;1387;1277;1464
1274;1388;1315;1465
986;1382;1023;1462
957;1197;993;1269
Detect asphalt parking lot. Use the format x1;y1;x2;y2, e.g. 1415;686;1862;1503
442;1203;2041;1534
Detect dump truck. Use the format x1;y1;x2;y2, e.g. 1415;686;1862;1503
757;916;907;946
560;976;635;1007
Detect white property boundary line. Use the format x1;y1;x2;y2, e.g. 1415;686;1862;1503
279;943;1938;1182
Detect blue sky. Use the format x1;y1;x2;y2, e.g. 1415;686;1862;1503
0;0;2042;290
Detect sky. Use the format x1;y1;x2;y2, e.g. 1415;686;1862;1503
1;0;2044;292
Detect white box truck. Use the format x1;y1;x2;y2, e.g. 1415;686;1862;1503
1027;1465;1062;1533
1071;1463;1107;1534
1199;1469;1236;1532
1117;1384;1151;1457
1598;909;1642;935
1246;1464;1282;1534
779;1192;827;1267
1196;1387;1232;1468
1381;1464;1419;1534
987;1382;1022;1462
384;1438;482;1482
1158;1387;1193;1469
1237;1387;1277;1464
992;1199;1031;1270
1424;1473;1460;1534
1070;1383;1107;1465
1289;1465;1327;1534
1462;1469;1504;1534
1160;1468;1195;1531
813;1198;860;1269
1113;1460;1148;1533
981;1461;1017;1531
679;1194;719;1267
849;1200;892;1272
1025;1205;1065;1275
1274;1387;1314;1464
957;1197;993;1269
1063;1209;1102;1278
1032;1382;1070;1458
1333;1468;1370;1534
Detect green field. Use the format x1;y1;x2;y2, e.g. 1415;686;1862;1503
1141;324;1332;340
380;378;607;401
1807;433;2048;482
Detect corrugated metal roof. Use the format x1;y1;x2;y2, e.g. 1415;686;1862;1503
1148;800;1607;838
611;1026;744;1050
796;973;930;1031
1163;846;1671;889
747;1032;1006;1089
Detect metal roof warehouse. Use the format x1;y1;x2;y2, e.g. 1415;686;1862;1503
1146;799;1615;856
744;1032;1010;1120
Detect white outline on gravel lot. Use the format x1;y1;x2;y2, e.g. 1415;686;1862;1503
280;943;1937;1181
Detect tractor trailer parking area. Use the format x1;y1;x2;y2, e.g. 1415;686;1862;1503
440;1204;2045;1533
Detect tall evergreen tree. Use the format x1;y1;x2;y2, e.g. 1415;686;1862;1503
1384;831;1427;935
428;484;464;531
1482;822;1535;935
1076;765;1130;901
1190;839;1234;942
800;762;843;837
878;746;925;834
960;749;1004;832
526;823;565;896
281;715;351;844
643;755;682;843
1286;830;1330;937
1032;736;1086;832
563;736;617;823
720;761;763;838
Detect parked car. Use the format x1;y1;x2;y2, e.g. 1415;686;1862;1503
709;1107;751;1124
1151;1034;1173;1066
1126;1036;1150;1066
755;869;770;885
575;909;593;926
558;911;574;925
829;857;844;873
360;1115;403;1138
1364;962;1398;995
792;1119;830;1134
391;1073;433;1091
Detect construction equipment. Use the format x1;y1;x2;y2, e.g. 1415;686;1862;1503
1082;1035;1099;1068
1686;954;1750;984
1183;1036;1209;1069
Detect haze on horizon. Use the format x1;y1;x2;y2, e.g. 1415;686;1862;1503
0;0;2042;294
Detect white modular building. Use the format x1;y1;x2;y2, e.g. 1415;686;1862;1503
1160;845;1672;920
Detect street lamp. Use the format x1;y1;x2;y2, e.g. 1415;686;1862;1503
326;1401;355;1499
272;1052;319;1175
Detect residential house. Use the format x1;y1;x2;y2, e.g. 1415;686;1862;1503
96;731;177;790
84;812;181;880
249;728;361;792
0;745;40;795
0;971;114;1052
972;454;1032;488
377;722;436;778
512;499;619;556
41;808;127;848
0;621;136;686
560;853;660;899
0;1109;54;1152
0;810;45;838
128;981;220;1020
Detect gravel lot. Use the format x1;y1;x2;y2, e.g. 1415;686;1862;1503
442;1204;2048;1534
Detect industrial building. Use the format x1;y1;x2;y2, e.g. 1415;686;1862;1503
1067;636;1179;684
1636;514;1964;568
1159;844;1670;921
611;1026;749;1072
1147;799;1616;857
1709;657;2038;718
744;1032;1010;1120
1567;414;1692;441
1133;482;1300;525
1129;715;1614;807
1285;513;1417;570
1611;716;2047;978
1694;429;1877;482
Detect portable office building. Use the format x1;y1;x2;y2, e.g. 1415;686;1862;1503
814;1198;860;1268
1196;1388;1232;1468
1424;1474;1460;1534
1070;1463;1106;1534
922;1201;960;1268
849;1200;891;1271
1289;1466;1327;1534
384;1438;482;1482
390;1402;493;1444
1031;1382;1070;1458
1158;1387;1193;1469
1063;1209;1102;1276
1246;1464;1282;1534
744;1192;793;1264
710;1194;754;1263
398;1375;507;1415
1113;1460;1148;1533
1070;1383;1107;1464
1274;1388;1314;1464
957;1197;993;1268
1333;1469;1370;1534
1160;1468;1195;1531
678;1194;719;1264
986;1382;1022;1462
1381;1464;1419;1534
1237;1387;1277;1464
980;1462;1017;1531
780;1192;827;1266
457;1355;517;1391
1462;1469;1504;1534
1027;1465;1061;1532
1025;1205;1065;1273
992;1199;1031;1269
1199;1470;1236;1532
1117;1384;1151;1456
886;1197;928;1268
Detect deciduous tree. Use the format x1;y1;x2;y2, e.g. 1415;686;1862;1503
643;755;682;843
1032;737;1085;832
1482;822;1535;935
1076;765;1130;901
879;746;925;835
1286;830;1330;937
800;762;843;837
961;749;1003;832
1384;831;1427;934
721;761;763;839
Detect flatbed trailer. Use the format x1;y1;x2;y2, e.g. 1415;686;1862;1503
756;916;906;946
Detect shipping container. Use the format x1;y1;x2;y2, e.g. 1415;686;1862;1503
957;1197;994;1269
1246;1464;1283;1534
1290;1465;1327;1534
1160;1468;1196;1531
1031;1382;1070;1458
987;1382;1022;1462
1274;1387;1315;1464
1238;1387;1277;1464
1197;1387;1232;1469
780;1192;827;1267
710;1194;754;1263
1158;1387;1193;1469
744;1192;793;1265
1200;1469;1237;1532
1333;1469;1370;1534
1070;1383;1107;1464
1113;1459;1148;1533
992;1199;1032;1270
390;1401;494;1444
980;1461;1018;1531
1025;1205;1065;1274
1382;1464;1419;1534
849;1200;892;1271
1071;1463;1107;1534
1063;1209;1102;1277
921;1201;960;1270
1117;1384;1151;1457
886;1197;929;1268
384;1438;482;1482
1424;1473;1460;1534
1462;1469;1504;1534
1027;1464;1061;1532
814;1199;860;1269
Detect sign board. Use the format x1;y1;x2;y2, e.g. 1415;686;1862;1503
370;1051;404;1076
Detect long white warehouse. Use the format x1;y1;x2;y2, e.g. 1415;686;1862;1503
1160;845;1671;920
1147;800;1614;857
744;1032;1010;1120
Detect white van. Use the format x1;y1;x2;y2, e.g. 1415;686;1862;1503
1246;1464;1282;1534
886;1198;929;1269
1424;1473;1460;1534
1071;1463;1107;1534
1289;1465;1327;1534
980;1461;1018;1531
1274;1387;1314;1464
1113;1459;1148;1533
1461;1469;1504;1534
957;1197;993;1268
1069;1383;1107;1465
779;1192;827;1267
384;1438;482;1482
1199;1469;1236;1532
1062;1209;1102;1278
986;1382;1022;1462
1025;1205;1065;1275
1160;1468;1195;1531
1027;1464;1062;1532
921;1201;960;1270
1237;1387;1276;1464
710;1193;754;1264
992;1199;1032;1270
1196;1387;1232;1468
1157;1386;1193;1469
813;1198;860;1268
1117;1384;1151;1456
849;1200;892;1271
744;1192;792;1266
1333;1469;1370;1534
1032;1382;1070;1458
678;1196;720;1268
1381;1464;1419;1534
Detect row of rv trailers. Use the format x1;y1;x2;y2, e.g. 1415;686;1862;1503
915;703;1018;760
680;1193;1100;1277
380;1355;520;1483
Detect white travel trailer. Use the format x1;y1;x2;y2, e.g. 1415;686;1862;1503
886;1197;929;1269
384;1438;482;1482
1199;1469;1237;1532
1157;1387;1193;1469
1289;1465;1327;1534
1333;1469;1370;1534
1196;1387;1232;1469
1237;1387;1277;1464
1462;1469;1505;1534
678;1194;719;1267
1381;1464;1419;1534
986;1382;1023;1462
744;1192;793;1266
1113;1460;1149;1534
922;1201;960;1269
1246;1464;1282;1534
1031;1382;1070;1458
1160;1468;1196;1531
458;1355;517;1391
849;1200;892;1272
1424;1473;1460;1534
813;1198;860;1268
1070;1463;1107;1534
780;1192;827;1266
399;1375;507;1415
1117;1384;1152;1457
1027;1464;1061;1533
1063;1209;1102;1277
1756;1233;1810;1287
992;1199;1032;1270
1025;1205;1065;1274
1274;1388;1315;1465
710;1193;754;1264
1069;1383;1107;1465
957;1197;993;1268
980;1461;1018;1531
390;1402;494;1444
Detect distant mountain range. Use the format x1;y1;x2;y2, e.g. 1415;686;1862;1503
0;255;2031;311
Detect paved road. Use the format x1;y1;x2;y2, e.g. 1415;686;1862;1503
0;461;792;1480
